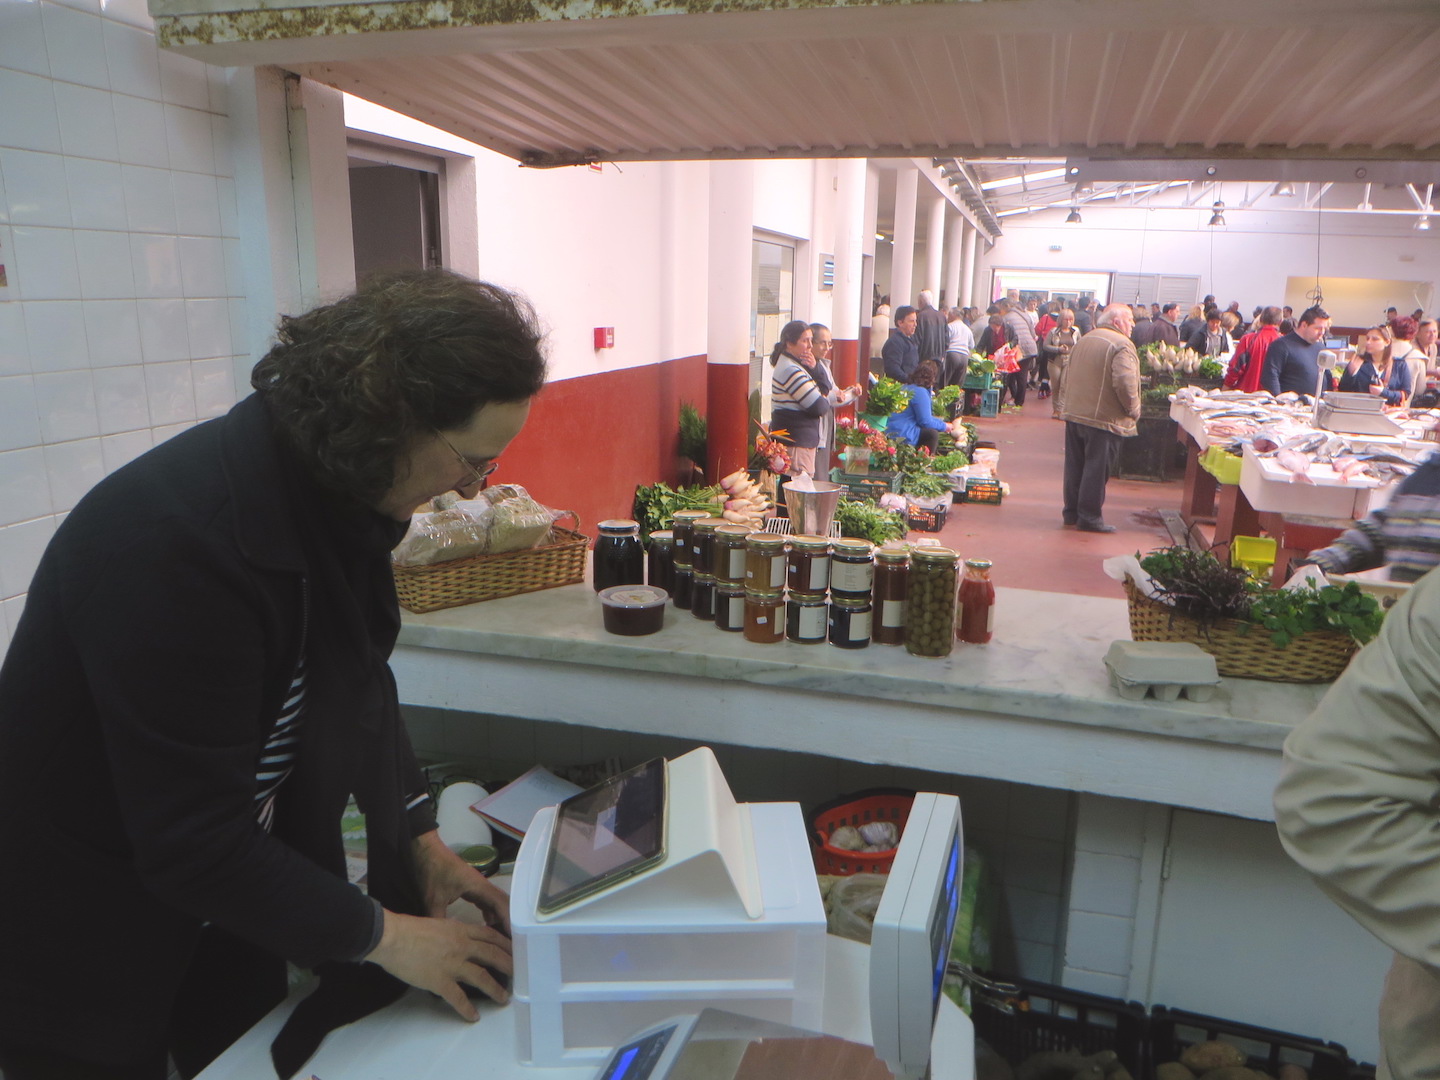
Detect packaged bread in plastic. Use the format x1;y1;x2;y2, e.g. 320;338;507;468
393;485;559;566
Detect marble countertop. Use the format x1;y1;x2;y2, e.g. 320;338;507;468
397;581;1329;753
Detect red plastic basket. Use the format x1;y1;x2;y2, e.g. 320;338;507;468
810;788;915;875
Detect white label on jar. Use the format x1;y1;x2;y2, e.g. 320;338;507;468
809;555;830;591
728;597;744;625
850;610;872;642
800;605;826;638
727;549;746;579
692;542;702;557
831;560;874;593
770;555;785;589
881;599;906;627
756;615;768;625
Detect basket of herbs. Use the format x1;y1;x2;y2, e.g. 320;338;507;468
1125;547;1383;682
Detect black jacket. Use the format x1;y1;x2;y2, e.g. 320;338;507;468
881;328;921;382
0;393;435;1062
1261;331;1325;396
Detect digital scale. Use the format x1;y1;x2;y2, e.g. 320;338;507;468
1314;391;1404;436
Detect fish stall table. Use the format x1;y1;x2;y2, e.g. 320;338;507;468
391;582;1327;822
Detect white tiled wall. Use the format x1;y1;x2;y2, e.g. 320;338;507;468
0;0;249;658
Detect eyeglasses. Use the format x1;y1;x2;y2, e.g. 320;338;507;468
435;429;499;489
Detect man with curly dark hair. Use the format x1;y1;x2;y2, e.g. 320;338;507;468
0;270;547;1080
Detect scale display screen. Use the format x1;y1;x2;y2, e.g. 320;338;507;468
538;757;667;915
929;835;962;1011
597;1024;676;1080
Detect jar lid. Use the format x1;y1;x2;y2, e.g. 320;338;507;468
715;525;751;540
788;591;828;602
791;534;831;551
597;518;639;532
648;530;674;542
672;510;709;522
692;517;726;533
746;532;786;549
693;573;717;584
876;547;910;564
832;594;871;609
910;546;958;565
965;558;993;570
744;587;784;599
716;582;746;594
831;538;873;557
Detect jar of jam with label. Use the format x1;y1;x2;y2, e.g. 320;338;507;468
672;567;695;610
785;593;828;644
647;530;675;594
593;519;644;592
828;594;872;649
670;510;708;570
714;583;746;632
872;546;909;646
745;533;788;591
691;573;717;620
713;525;751;586
787;535;831;594
689;517;726;577
957;558;996;644
904;546;959;659
829;538;875;598
743;590;784;644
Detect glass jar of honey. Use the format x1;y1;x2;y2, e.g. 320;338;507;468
713;525;751;586
742;590;784;644
829;538;875;598
786;535;831;595
745;533;787;591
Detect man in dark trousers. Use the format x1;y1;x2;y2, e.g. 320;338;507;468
1261;305;1333;396
1060;303;1140;533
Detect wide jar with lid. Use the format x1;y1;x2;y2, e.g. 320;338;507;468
872;546;909;646
713;525;751;586
785;593;828;644
742;590;784;644
593;519;644;592
904;547;959;658
714;583;746;632
691;573;717;620
647;530;675;594
828;595;871;649
689;517;726;577
745;533;787;591
957;558;996;644
787;535;831;595
829;539;875;598
670;510;708;570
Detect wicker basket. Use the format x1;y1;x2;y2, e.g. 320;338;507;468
393;519;588;613
1123;578;1358;683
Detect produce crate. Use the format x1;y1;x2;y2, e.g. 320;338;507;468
829;467;902;499
1149;1005;1352;1078
962;370;994;390
809;788;915;876
971;977;1148;1077
964;478;1003;505
980;389;1001;418
905;503;949;532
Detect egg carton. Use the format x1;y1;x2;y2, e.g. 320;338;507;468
1104;640;1220;703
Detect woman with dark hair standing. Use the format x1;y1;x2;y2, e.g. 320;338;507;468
769;320;834;479
1339;324;1408;405
0;271;546;1080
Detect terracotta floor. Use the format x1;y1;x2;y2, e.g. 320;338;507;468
930;402;1180;598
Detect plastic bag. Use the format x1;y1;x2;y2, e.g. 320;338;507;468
992;342;1021;374
825;872;889;944
393;484;560;566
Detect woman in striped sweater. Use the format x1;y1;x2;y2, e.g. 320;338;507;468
770;320;855;478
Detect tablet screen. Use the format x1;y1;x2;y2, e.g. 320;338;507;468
538;757;667;914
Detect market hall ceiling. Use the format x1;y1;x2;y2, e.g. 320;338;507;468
153;0;1440;171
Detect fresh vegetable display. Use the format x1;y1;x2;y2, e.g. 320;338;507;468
632;474;772;542
1140;343;1207;377
931;385;961;416
1246;579;1382;647
717;469;771;527
900;471;952;499
865;377;913;416
833;498;907;545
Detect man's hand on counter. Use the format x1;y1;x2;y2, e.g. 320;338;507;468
368;908;513;1020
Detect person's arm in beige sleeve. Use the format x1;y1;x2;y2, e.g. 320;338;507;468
1111;341;1142;419
1274;570;1440;970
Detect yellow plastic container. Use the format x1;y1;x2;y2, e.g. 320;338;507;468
1199;445;1243;485
1231;535;1277;578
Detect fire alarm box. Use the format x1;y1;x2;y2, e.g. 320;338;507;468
594;327;615;350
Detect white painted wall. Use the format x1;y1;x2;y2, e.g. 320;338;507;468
0;0;249;657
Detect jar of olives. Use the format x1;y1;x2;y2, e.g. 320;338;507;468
904;547;959;659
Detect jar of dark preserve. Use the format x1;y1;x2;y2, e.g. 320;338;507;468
672;567;695;610
785;593;828;644
713;525;751;586
691;574;717;620
670;510;707;570
829;538;875;598
787;535;831;595
714;583;746;631
690;517;726;577
745;532;787;591
647;530;675;594
742;590;784;644
828;595;872;649
593;519;644;592
872;546;909;646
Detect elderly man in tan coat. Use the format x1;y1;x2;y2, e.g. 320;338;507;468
1059;303;1140;533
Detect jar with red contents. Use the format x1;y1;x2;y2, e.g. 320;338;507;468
956;559;995;644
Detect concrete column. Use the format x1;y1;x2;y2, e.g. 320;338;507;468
944;213;965;309
960;222;978;309
971;234;991;308
890;165;918;309
925;195;946;303
706;159;755;483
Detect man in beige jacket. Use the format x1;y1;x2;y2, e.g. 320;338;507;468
1059;303;1140;533
1275;570;1440;1079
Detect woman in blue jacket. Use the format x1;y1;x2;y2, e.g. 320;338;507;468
1339;325;1410;405
888;361;958;453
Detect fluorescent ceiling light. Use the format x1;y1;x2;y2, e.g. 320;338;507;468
980;167;1068;191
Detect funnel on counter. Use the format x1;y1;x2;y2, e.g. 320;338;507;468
782;478;843;537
